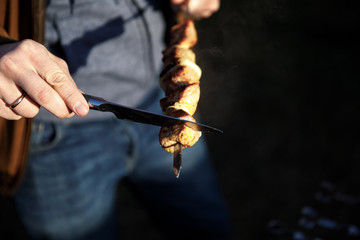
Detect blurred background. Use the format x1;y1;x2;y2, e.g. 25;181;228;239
194;0;359;239
1;0;359;239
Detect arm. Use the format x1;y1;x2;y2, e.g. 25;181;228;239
0;39;89;120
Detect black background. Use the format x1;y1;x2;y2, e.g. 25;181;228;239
195;0;359;239
1;0;359;239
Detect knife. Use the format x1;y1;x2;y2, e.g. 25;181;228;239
83;94;223;133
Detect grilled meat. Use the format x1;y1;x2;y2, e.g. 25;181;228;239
159;19;202;154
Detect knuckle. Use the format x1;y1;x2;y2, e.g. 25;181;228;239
17;39;42;54
212;1;220;11
46;71;68;87
36;88;53;105
0;39;44;74
62;90;78;102
0;53;17;73
55;57;68;69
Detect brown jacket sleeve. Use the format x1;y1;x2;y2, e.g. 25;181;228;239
0;0;45;196
0;119;32;196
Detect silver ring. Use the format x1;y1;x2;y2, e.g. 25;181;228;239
10;92;26;109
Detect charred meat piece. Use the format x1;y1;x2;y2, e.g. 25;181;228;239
162;45;196;66
160;58;201;94
159;109;201;153
168;19;197;48
160;83;200;116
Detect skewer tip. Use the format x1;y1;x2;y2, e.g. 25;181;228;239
173;166;182;178
173;143;182;178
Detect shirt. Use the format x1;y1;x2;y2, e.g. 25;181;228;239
36;0;166;122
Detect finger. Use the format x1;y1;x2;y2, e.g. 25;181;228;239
48;53;80;116
8;94;40;119
1;40;78;118
48;52;72;79
194;10;213;18
8;40;89;117
15;69;74;118
0;98;22;120
35;50;89;117
0;73;40;118
0;83;40;119
188;0;220;18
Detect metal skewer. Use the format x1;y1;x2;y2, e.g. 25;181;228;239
173;143;182;178
172;0;188;178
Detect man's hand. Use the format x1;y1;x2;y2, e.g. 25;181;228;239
171;0;220;19
0;39;89;120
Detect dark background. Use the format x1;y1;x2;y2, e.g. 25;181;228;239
195;0;359;239
1;0;359;239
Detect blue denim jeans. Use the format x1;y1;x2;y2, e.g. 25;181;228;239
14;89;230;240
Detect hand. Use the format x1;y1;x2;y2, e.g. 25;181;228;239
0;39;89;120
171;0;220;19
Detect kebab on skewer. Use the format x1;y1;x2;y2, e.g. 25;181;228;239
158;19;202;177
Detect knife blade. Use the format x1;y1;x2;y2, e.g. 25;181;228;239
83;94;223;133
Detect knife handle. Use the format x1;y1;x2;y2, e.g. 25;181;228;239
83;93;107;102
82;93;108;109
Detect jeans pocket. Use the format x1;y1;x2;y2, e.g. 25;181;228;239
30;121;63;152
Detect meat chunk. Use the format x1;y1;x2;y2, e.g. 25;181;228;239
159;110;201;153
160;83;200;115
168;19;197;48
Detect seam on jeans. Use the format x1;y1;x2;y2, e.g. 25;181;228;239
30;122;63;153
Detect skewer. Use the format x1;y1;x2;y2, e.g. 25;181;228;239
162;1;194;178
173;143;182;178
172;0;187;179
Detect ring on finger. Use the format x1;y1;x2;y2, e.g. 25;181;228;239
10;92;27;109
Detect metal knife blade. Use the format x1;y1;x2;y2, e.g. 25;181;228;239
83;94;223;133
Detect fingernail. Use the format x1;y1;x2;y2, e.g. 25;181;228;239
74;102;88;116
